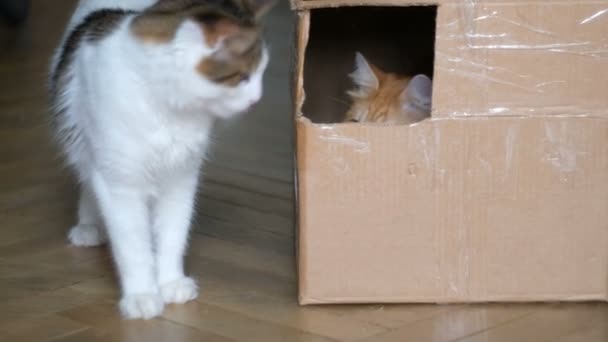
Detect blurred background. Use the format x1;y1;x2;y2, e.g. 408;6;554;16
1;1;606;341
1;1;302;340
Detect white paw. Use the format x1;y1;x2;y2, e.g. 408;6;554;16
119;293;164;320
68;224;106;247
160;277;199;304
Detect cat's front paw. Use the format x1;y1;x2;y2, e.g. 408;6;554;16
68;224;106;247
119;293;164;320
160;277;199;304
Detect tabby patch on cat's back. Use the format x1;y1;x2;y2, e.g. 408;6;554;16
345;52;432;125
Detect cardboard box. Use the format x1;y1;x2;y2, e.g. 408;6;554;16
291;0;608;304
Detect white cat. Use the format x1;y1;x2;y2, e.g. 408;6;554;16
49;0;274;319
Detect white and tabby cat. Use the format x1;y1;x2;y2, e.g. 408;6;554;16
49;0;274;320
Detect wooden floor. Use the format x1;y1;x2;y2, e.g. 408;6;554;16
1;1;607;341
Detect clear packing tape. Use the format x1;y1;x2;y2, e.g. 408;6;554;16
436;0;608;118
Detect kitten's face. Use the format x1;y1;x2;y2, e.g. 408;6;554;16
345;52;432;124
130;0;274;118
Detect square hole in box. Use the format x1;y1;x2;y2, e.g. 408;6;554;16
302;6;437;124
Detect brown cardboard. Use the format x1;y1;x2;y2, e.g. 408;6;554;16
293;2;608;304
291;0;608;10
297;117;608;303
433;2;608;118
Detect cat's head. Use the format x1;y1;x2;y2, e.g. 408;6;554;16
345;52;432;124
130;0;275;118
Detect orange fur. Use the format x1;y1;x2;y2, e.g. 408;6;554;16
345;53;432;124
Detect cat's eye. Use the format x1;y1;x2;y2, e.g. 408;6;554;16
214;72;250;85
214;72;240;83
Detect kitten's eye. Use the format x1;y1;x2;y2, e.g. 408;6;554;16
214;72;249;85
214;72;240;83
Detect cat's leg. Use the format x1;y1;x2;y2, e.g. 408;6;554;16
153;168;200;305
68;184;106;247
89;170;163;319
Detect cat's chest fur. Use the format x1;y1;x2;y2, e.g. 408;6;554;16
125;112;212;178
149;117;210;168
91;106;213;186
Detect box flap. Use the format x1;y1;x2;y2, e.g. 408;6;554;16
295;2;608;120
290;0;592;10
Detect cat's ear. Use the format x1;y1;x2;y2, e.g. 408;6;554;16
403;74;432;112
350;52;379;90
245;0;277;20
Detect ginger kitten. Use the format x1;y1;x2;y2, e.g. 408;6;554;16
345;52;432;124
49;0;274;320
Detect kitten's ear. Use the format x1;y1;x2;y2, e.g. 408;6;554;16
403;74;432;112
245;0;277;20
350;52;379;90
